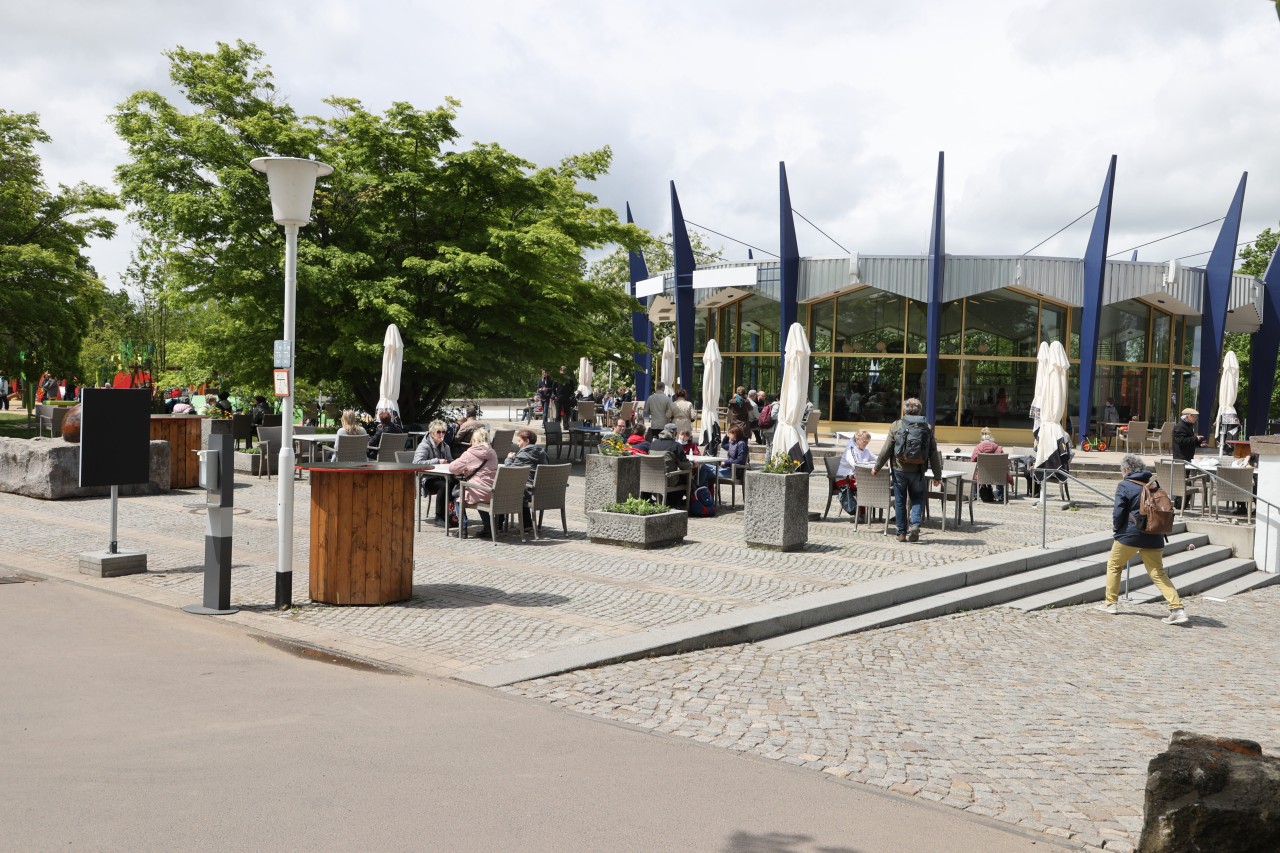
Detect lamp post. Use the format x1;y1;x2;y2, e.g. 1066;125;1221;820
250;156;333;610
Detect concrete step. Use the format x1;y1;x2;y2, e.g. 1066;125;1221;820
1196;569;1280;600
1120;557;1257;605
760;534;1212;650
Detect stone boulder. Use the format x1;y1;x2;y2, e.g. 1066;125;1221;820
1139;731;1280;852
0;437;171;499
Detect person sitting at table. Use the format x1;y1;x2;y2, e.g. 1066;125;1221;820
412;420;454;524
648;424;692;506
837;429;876;478
605;417;629;441
626;424;650;455
452;405;482;455
677;428;701;457
717;425;749;482
449;427;498;536
970;427;1008;502
367;409;408;459
503;427;548;531
336;409;366;437
171;396;195;414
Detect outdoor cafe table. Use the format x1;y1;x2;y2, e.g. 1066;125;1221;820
295;461;434;605
936;469;967;530
416;463;456;535
292;433;337;466
568;425;605;461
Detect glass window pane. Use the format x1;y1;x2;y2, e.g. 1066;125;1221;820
811;299;835;354
961;358;1029;429
1041;301;1066;346
1151;311;1171;364
811;355;832;413
694;310;708;353
964;290;1039;357
939;302;963;355
738;294;781;355
835;356;903;423
1184;316;1201;367
1099;299;1149;363
836;290;906;353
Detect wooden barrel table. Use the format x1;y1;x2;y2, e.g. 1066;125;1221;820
150;414;205;489
299;462;432;605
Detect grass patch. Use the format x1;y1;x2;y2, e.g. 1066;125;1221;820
0;411;38;440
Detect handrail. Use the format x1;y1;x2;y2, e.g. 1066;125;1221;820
1035;469;1112;548
1183;459;1273;573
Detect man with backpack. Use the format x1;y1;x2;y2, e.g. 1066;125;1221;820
871;398;942;543
1095;454;1187;624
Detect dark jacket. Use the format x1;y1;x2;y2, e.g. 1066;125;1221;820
1172;418;1200;461
648;437;691;474
726;395;752;433
367;421;408;458
874;416;943;478
1114;470;1166;548
506;442;549;494
722;437;748;468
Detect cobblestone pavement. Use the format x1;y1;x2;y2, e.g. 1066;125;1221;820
7;445;1266;849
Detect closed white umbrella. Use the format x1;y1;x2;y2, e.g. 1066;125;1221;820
1034;340;1069;468
375;324;404;414
577;357;594;398
771;323;811;461
1216;350;1240;451
660;336;676;390
699;339;722;445
1029;340;1049;433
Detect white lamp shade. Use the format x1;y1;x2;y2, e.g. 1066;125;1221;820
250;156;334;226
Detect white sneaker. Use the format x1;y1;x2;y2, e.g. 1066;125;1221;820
1163;608;1188;625
1094;603;1118;615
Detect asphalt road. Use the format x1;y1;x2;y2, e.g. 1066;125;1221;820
0;575;1065;852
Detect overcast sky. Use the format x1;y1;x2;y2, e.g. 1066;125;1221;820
6;0;1279;292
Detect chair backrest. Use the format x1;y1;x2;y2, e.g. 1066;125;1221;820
1216;466;1254;504
1159;421;1174;444
822;454;841;479
490;428;516;459
231;413;253;441
575;400;595;422
394;451;416;463
483;465;530;514
854;465;894;509
639;454;680;496
973;453;1009;487
256;426;283;449
261;413;283;428
530;463;572;510
1157;460;1187;493
333;433;368;462
543;422;563;446
617;401;634;423
376;442;402;462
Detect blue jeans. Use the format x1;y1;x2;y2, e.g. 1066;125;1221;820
891;469;926;534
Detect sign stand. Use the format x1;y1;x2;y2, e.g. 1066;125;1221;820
77;388;151;578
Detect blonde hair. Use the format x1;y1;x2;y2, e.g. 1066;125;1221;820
428;419;447;434
470;427;490;446
855;430;872;442
341;409;361;433
979;428;993;441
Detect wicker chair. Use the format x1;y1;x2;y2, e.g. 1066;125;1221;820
822;455;851;519
805;408;822;447
972;452;1010;505
1146;421;1173;455
852;465;894;534
528;463;572;538
575;400;596;426
461;465;529;544
331;433;368;462
231;413;254;450
543;422;567;460
639;455;690;507
1122;418;1146;453
490;428;516;461
1211;465;1254;522
255;427;283;480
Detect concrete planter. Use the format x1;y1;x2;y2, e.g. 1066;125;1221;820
744;470;809;551
587;508;687;549
234;451;277;475
584;453;642;514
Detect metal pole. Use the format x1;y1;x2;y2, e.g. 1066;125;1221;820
275;223;298;610
1040;475;1049;548
109;484;119;554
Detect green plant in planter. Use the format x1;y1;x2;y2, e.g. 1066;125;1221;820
761;452;801;474
602;495;672;515
599;434;629;457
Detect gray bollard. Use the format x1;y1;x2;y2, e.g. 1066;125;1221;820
184;420;238;616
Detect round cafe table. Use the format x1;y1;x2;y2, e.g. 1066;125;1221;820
295;461;434;605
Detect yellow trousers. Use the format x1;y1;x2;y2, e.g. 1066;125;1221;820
1104;541;1183;610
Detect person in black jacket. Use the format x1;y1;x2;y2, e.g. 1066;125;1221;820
503;427;548;531
1171;407;1206;461
1095;454;1187;623
367;409;408;459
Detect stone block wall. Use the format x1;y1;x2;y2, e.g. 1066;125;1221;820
0;437;171;499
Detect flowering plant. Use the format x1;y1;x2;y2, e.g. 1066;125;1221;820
599;433;629;457
761;452;801;474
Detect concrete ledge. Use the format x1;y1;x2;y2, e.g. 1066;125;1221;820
78;550;147;578
1185;519;1254;559
0;437;170;499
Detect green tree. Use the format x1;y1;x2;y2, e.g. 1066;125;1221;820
0;110;119;385
1236;224;1280;417
112;41;643;421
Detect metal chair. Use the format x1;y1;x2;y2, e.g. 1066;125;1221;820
1211;465;1254;522
972;452;1010;505
852;465;893;535
461;465;529;544
822;455;851;519
528;463;571;538
543;422;567;460
255;427;283;480
639;455;690;508
231;413;254;450
575;400;596;425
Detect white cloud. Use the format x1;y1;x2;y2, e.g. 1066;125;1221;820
5;0;1278;290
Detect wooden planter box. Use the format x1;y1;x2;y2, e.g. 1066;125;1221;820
234;451;277;475
744;470;809;551
583;453;642;514
587;508;687;549
150;414;204;488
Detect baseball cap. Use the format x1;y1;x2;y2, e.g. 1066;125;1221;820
663;423;677;432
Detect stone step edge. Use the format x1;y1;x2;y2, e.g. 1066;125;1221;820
458;529;1130;687
1194;568;1280;600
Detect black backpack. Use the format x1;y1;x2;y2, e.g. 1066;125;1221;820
895;416;931;466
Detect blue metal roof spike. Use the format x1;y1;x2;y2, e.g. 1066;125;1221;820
779;162;800;358
670;182;696;392
1077;156;1118;445
1249;246;1280;437
1197;173;1248;426
626;202;653;398
924;152;945;425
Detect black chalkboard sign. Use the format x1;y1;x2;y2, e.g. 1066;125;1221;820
79;388;152;487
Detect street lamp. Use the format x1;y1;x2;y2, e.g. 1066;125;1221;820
250;156;333;610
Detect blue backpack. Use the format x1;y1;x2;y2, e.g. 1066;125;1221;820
689;484;716;517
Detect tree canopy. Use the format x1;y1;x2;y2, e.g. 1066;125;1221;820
112;41;644;420
0;110;118;380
